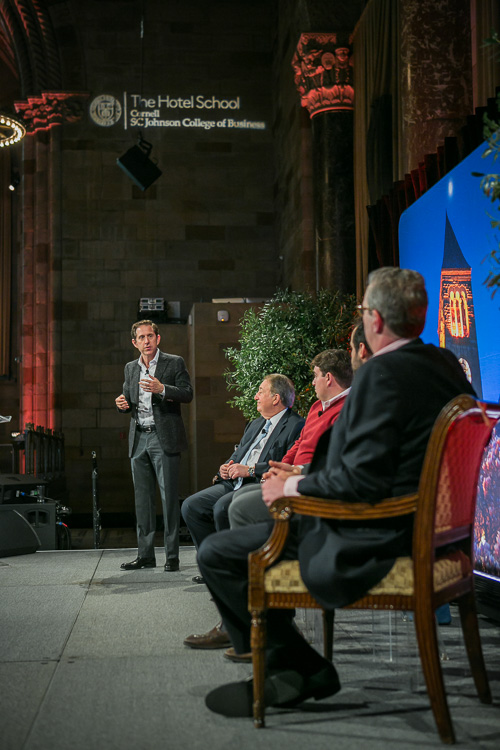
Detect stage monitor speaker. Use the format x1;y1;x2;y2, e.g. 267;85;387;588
117;145;162;191
1;503;57;550
0;508;40;557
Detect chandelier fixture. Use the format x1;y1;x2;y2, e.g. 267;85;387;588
0;113;26;148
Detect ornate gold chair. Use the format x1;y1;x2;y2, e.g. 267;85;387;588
248;394;500;743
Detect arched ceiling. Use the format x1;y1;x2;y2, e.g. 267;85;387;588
0;0;85;109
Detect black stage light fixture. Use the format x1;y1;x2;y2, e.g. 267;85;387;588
117;134;162;191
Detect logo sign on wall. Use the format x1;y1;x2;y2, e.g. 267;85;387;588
89;95;123;127
89;93;266;131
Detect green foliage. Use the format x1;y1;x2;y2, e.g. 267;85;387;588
224;289;358;419
481;29;500;59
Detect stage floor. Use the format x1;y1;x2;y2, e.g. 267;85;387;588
1;547;500;750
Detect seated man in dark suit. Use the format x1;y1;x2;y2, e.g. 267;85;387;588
181;373;304;554
196;267;476;717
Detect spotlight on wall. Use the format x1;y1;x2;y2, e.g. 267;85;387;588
8;172;20;192
117;133;162;191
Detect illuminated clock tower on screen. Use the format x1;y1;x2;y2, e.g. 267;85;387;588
438;213;483;398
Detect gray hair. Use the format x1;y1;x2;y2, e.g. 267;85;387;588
265;373;295;408
365;267;427;338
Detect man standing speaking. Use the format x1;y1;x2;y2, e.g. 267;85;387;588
115;320;193;572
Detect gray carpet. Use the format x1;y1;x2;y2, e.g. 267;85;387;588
1;547;499;750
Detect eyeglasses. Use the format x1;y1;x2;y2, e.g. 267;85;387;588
356;304;372;314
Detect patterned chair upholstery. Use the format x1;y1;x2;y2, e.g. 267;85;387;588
248;395;500;743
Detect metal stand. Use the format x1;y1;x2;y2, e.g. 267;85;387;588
92;451;101;549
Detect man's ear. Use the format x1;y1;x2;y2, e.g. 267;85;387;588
132;339;138;350
372;309;384;334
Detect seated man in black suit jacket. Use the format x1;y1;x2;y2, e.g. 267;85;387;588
197;267;476;717
181;373;304;553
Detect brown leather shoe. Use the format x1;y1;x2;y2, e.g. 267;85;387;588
183;622;231;649
223;647;252;663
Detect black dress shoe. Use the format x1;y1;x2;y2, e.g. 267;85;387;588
205;670;305;717
192;575;205;584
164;558;179;572
279;664;341;707
120;557;156;570
205;664;341;717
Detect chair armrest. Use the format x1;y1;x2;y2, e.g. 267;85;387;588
268;493;418;521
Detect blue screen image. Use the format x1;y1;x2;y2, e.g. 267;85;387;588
399;140;500;581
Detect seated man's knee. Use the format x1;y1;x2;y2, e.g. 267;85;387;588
228;498;244;528
181;493;198;524
228;501;237;528
197;532;222;571
213;494;231;532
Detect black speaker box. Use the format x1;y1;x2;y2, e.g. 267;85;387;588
1;503;57;550
0;508;41;557
117;145;162;190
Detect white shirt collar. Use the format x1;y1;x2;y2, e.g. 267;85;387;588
321;387;350;411
139;348;160;370
374;338;412;357
266;407;287;430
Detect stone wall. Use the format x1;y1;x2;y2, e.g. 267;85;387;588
50;0;278;517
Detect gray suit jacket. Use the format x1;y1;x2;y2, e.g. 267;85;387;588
121;350;193;456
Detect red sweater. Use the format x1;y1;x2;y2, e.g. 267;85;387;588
282;394;347;466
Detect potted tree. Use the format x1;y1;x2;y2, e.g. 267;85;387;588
224;288;358;419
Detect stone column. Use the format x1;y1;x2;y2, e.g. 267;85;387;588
15;93;88;429
292;33;356;295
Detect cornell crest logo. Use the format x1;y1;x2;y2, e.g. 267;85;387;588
90;95;122;127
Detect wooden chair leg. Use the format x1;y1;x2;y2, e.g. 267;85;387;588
322;608;335;661
457;592;492;703
251;609;267;728
414;606;455;744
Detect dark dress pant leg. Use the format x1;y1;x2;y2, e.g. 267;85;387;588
130;431;158;558
197;521;330;674
181;483;233;549
148;439;181;561
213;489;237;532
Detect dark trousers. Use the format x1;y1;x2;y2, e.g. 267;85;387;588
131;430;180;560
197;521;331;675
181;482;235;549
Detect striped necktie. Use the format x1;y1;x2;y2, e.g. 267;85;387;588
233;420;272;489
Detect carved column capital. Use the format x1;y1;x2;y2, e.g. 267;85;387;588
14;92;89;134
292;33;354;117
